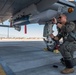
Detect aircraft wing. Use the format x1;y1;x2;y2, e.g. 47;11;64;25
0;0;59;23
0;0;76;31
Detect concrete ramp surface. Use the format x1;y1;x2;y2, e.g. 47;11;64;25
0;41;76;75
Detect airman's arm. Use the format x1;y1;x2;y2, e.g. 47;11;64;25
65;22;75;33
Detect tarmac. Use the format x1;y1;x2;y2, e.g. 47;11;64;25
0;41;76;75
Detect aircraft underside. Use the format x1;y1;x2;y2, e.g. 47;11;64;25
0;0;76;51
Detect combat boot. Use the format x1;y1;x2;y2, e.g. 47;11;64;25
61;59;74;74
61;68;74;74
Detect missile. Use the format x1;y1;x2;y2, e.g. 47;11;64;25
13;10;58;25
13;7;74;26
29;10;58;23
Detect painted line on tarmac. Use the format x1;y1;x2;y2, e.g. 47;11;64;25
0;65;6;75
0;58;15;75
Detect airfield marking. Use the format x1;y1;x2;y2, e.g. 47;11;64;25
0;65;6;75
0;57;15;75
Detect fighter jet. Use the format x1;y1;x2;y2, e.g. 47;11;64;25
0;0;76;51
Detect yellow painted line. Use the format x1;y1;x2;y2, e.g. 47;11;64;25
0;65;6;75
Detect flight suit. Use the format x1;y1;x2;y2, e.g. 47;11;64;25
57;22;76;68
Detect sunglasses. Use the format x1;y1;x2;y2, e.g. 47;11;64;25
58;16;62;19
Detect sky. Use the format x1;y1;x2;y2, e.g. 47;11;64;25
0;20;57;38
0;20;43;37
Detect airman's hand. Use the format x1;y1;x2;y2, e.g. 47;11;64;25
52;17;57;24
50;34;55;38
57;23;63;29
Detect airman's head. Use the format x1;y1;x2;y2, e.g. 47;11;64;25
57;14;67;24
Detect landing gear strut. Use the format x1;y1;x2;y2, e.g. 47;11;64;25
43;23;56;52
